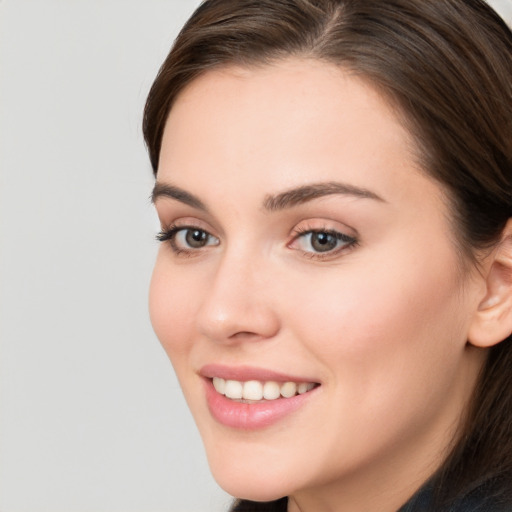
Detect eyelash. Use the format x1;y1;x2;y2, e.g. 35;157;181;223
156;224;219;256
290;226;358;260
156;224;358;260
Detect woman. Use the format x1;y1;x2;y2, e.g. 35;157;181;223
143;1;512;510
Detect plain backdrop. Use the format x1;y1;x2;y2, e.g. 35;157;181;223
0;1;511;512
0;1;231;511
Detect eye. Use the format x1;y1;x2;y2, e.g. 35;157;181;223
291;229;357;257
176;228;215;249
157;225;220;253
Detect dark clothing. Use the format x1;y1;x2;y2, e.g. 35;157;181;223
232;480;512;511
398;481;512;512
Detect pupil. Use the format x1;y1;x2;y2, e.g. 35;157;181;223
312;232;337;252
186;229;207;248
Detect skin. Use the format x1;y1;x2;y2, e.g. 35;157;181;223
149;60;488;512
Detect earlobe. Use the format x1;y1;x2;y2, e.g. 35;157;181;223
468;219;512;348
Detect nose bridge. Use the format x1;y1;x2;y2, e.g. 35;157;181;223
195;242;279;343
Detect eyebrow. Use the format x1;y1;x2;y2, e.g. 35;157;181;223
151;180;385;212
151;182;209;212
263;181;385;211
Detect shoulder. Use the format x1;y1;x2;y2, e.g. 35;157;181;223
448;486;512;512
399;479;512;512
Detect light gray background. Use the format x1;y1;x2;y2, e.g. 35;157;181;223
1;1;511;512
0;1;231;511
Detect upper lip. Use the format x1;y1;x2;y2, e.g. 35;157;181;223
199;363;320;384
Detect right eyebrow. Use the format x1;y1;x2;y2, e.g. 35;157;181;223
151;182;209;212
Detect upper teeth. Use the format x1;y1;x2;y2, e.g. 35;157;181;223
212;377;316;401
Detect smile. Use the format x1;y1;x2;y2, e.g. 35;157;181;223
201;365;321;429
212;377;317;402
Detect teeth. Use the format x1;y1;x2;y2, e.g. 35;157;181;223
280;381;297;398
263;381;281;400
224;380;243;400
243;380;263;400
298;382;315;394
212;378;316;401
212;377;225;394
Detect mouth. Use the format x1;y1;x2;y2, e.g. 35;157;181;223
211;377;318;402
200;365;321;429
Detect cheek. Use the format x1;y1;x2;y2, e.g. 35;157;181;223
272;248;470;473
284;243;467;406
299;231;463;346
148;255;198;361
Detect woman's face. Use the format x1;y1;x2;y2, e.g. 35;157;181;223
150;60;486;507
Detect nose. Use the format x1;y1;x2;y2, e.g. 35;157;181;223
195;251;280;344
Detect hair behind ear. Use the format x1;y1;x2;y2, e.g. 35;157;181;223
433;334;512;505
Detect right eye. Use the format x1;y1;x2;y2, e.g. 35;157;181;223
157;226;220;254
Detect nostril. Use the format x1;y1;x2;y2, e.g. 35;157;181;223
194;268;281;342
229;331;265;340
196;300;280;343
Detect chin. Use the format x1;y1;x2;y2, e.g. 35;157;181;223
213;471;290;503
204;442;296;502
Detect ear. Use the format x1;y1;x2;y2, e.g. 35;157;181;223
468;219;512;348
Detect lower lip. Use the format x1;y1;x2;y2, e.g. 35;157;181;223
204;379;318;430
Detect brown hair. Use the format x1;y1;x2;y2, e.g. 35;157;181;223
144;0;512;508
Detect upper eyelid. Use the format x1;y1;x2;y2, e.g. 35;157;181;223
154;197;361;234
159;216;216;233
290;219;359;238
154;204;225;233
290;228;357;244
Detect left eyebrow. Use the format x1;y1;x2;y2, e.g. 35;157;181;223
263;181;386;211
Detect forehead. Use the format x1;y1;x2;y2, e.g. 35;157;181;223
165;59;405;144
158;58;443;216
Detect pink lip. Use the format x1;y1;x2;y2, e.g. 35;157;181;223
200;364;320;430
200;363;318;383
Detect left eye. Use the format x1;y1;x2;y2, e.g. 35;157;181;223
293;230;356;254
